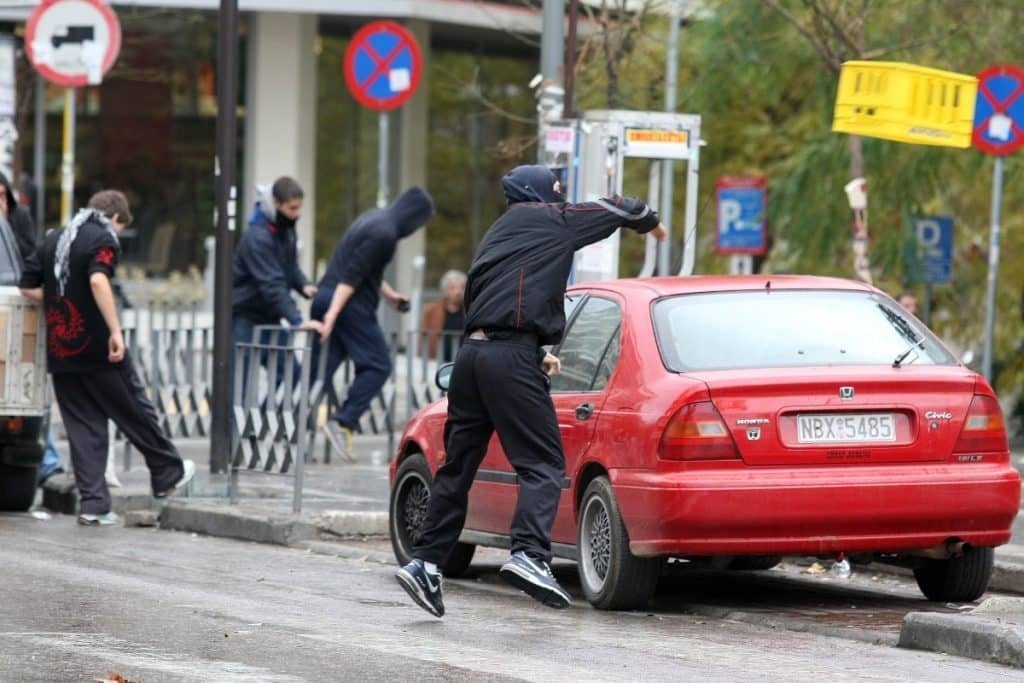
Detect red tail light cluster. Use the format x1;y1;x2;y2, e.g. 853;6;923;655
660;401;741;461
953;394;1008;454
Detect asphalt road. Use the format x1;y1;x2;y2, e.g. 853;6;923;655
1;514;1016;682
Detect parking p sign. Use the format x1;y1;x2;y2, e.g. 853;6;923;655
715;177;768;255
913;216;954;285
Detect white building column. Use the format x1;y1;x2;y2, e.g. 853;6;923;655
243;12;318;278
394;19;430;308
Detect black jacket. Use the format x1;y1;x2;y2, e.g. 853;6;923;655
464;196;659;346
317;187;434;315
0;171;38;272
232;188;311;325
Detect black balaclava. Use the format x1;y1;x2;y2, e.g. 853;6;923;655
501;165;564;204
274;209;298;230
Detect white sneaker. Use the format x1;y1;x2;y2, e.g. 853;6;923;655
78;511;121;526
155;459;196;498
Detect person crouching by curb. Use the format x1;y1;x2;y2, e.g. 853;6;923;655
19;190;195;526
396;165;664;617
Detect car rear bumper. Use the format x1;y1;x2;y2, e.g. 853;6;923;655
611;463;1021;557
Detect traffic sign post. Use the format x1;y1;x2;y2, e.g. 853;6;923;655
344;21;423;208
972;64;1024;382
25;0;122;224
715;177;767;275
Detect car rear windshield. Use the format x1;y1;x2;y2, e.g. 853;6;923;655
652;289;958;371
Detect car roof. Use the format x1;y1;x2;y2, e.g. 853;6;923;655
567;275;878;299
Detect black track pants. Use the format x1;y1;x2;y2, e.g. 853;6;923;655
52;359;185;515
414;338;564;565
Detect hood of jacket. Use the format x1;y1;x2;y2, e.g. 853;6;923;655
501;165;562;204
387;186;434;239
252;184;278;226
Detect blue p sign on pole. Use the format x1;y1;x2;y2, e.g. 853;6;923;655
913;216;954;285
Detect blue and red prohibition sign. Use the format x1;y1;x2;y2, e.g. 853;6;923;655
972;64;1024;156
343;21;423;112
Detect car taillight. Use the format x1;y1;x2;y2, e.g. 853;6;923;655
660;401;740;461
4;417;24;434
953;394;1008;454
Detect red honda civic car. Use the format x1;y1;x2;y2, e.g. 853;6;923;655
389;275;1020;610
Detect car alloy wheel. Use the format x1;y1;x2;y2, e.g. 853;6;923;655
577;477;659;610
388;453;475;577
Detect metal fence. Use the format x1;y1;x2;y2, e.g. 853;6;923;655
231;327;322;512
114;302;462;487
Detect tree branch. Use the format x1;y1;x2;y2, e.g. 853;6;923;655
761;0;842;72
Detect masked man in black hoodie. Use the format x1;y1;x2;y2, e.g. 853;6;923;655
314;187;435;459
396;165;663;617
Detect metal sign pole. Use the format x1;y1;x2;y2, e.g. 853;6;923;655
377;111;389;208
658;0;683;276
210;0;239;474
33;74;45;235
981;155;1004;383
59;88;75;225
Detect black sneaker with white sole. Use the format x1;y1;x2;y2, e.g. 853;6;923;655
396;559;445;618
499;551;573;609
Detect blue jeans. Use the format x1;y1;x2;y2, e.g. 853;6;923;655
311;298;391;431
38;429;62;482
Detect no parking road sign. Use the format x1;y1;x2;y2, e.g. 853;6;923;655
26;0;122;87
972;64;1024;156
344;21;423;112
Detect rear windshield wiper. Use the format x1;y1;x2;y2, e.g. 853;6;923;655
893;338;925;368
878;304;925;368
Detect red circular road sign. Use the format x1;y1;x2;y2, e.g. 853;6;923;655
972;64;1024;156
343;21;423;112
26;0;122;87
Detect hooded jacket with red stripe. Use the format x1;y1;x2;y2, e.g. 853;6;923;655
463;196;659;347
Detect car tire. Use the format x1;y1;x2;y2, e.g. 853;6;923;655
913;546;994;603
729;556;782;571
0;463;39;512
388;453;475;578
578;476;659;610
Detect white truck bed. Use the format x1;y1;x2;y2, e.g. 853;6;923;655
0;286;47;417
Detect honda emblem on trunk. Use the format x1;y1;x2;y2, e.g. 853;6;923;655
746;428;761;441
839;386;855;400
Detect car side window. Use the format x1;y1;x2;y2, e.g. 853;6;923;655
0;217;20;286
592;326;621;391
551;296;621;393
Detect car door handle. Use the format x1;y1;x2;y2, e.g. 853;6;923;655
575;402;595;421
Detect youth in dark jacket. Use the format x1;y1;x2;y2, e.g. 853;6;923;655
313;187;435;457
231;177;320;379
397;165;663;617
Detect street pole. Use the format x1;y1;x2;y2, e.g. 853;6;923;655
211;0;239;474
564;0;579;119
59;88;75;225
537;0;564;161
981;155;1004;383
377;112;389;208
658;0;683;276
33;73;45;235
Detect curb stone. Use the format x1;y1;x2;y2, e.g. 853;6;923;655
159;500;317;547
316;510;388;538
899;599;1024;669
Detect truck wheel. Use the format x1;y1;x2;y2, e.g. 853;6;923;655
0;463;39;512
578;477;659;610
913;546;994;603
389;453;475;577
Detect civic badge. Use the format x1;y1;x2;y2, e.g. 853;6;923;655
746;427;761;441
839;386;855;400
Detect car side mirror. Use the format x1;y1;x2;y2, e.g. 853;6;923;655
435;362;455;392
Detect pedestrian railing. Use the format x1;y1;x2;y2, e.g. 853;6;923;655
231;326;323;513
111;302;461;483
